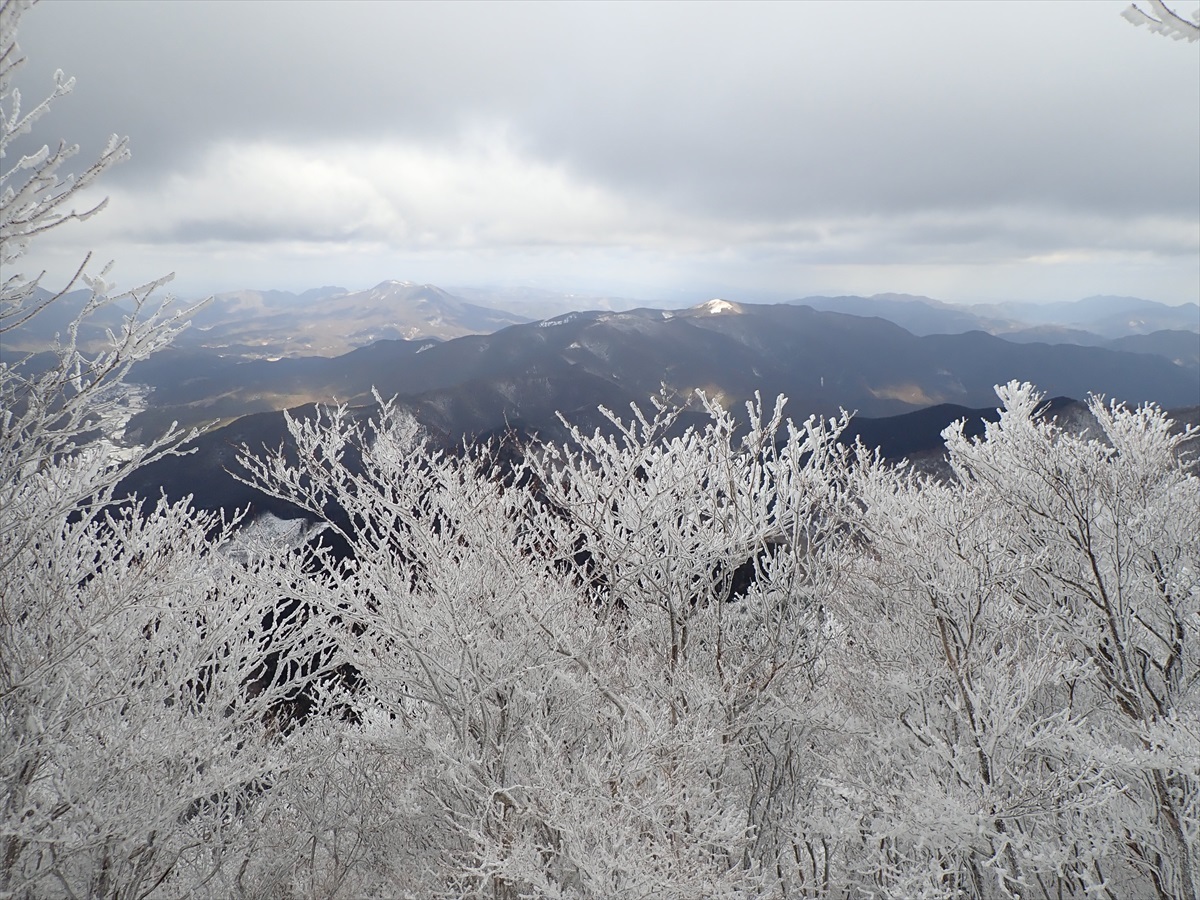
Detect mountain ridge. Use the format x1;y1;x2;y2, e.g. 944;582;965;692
120;299;1199;449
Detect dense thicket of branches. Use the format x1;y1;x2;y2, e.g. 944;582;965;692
3;1;1198;896
223;384;1197;900
8;370;1197;898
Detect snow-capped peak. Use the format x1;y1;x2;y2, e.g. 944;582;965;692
696;298;742;315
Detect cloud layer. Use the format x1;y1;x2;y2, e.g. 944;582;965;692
11;1;1199;304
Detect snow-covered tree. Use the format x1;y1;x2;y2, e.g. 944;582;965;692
1122;1;1200;42
825;383;1199;900
231;380;1198;899
938;384;1198;900
234;392;867;898
1;0;199;554
1;4;342;896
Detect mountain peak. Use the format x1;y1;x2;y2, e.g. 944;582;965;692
695;298;743;315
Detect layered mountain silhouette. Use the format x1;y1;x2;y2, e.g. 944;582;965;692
123;298;1198;436
114;296;1200;517
7;281;1188;518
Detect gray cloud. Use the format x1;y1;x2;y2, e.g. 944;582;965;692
9;0;1198;304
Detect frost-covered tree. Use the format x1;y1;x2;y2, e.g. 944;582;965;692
1122;1;1200;42
232;381;1198;899
234;392;866;898
1;0;197;554
1;500;338;898
1;4;341;896
825;383;1199;900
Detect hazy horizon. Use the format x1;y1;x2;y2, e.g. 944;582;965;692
174;281;1200;314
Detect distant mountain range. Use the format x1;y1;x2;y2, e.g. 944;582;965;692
4;281;530;359
790;293;1199;343
8;282;1194;364
8;279;1197;518
115;295;1197;447
445;285;647;323
181;281;530;357
89;287;1197;519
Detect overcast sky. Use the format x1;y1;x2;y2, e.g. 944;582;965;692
10;0;1200;306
